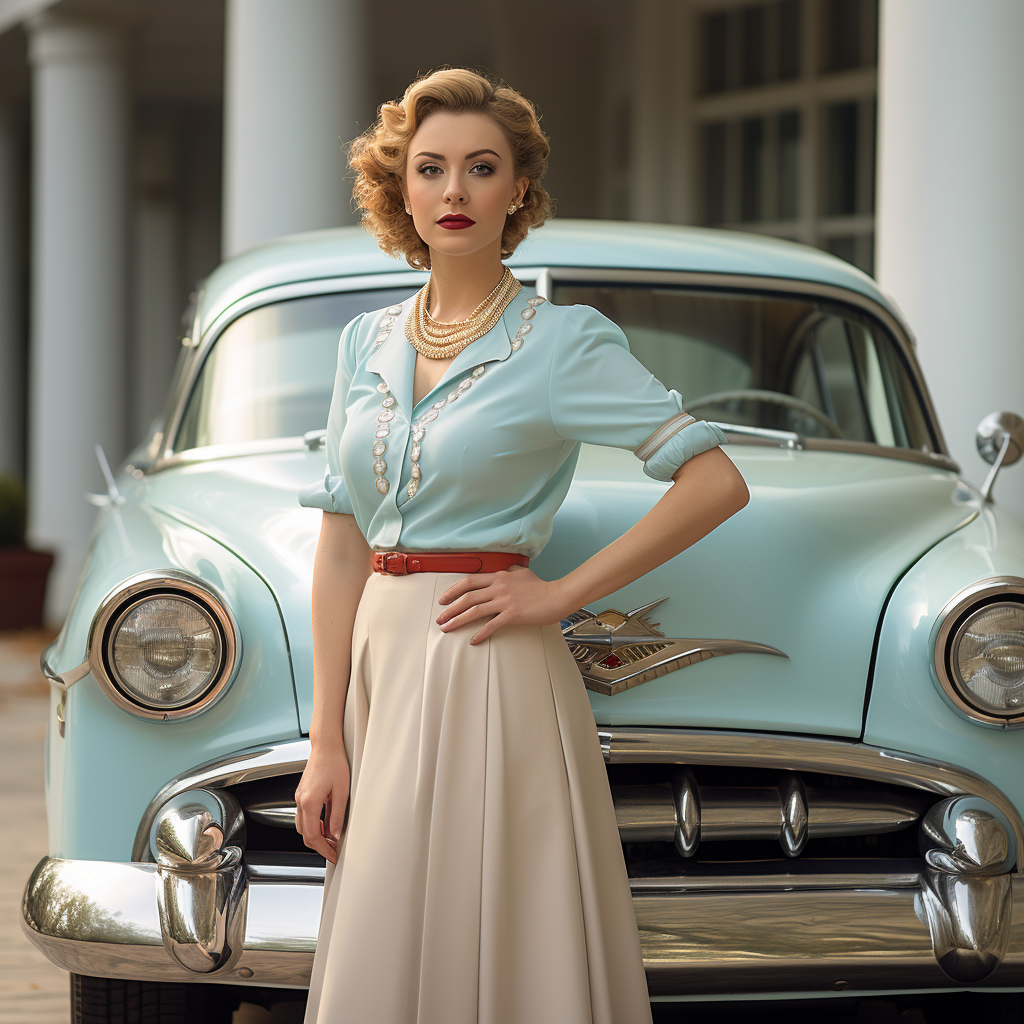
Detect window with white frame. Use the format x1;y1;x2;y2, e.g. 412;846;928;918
696;0;878;275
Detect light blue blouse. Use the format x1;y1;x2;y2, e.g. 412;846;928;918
297;286;728;557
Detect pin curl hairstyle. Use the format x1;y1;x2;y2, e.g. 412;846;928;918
348;67;554;270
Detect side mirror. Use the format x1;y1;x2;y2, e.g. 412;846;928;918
976;411;1024;502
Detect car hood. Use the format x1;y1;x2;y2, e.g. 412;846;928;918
141;445;978;738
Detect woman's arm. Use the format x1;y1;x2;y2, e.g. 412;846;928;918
294;510;373;863
436;446;749;644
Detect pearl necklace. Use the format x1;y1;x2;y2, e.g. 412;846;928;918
367;295;546;498
405;266;522;359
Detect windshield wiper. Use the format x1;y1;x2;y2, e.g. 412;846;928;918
707;421;805;450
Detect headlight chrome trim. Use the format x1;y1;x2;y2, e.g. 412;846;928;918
87;570;240;721
932;576;1024;729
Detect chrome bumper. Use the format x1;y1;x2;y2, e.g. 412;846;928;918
21;854;1024;993
21;855;321;989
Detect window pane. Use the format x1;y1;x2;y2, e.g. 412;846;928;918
826;101;858;215
704;13;731;93
741;5;766;88
778;110;800;220
825;0;863;72
551;283;935;452
740;117;764;221
778;0;801;79
704;122;728;224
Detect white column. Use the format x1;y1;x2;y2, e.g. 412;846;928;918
629;0;670;223
0;101;23;481
27;14;128;623
876;0;1024;517
130;125;180;445
222;0;367;257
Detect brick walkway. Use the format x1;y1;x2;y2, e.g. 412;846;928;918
0;629;302;1023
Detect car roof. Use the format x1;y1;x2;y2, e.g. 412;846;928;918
197;218;897;340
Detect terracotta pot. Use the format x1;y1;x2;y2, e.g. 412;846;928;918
0;544;55;630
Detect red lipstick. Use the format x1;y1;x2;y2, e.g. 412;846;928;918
437;213;475;230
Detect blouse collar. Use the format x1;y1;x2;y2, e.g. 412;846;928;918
365;286;524;417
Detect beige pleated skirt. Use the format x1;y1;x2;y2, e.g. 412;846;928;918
303;569;653;1024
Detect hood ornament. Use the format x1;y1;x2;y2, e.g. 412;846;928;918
561;597;788;696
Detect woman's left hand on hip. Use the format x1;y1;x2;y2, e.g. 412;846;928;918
436;565;570;645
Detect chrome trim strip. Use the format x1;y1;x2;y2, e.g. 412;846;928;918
86;570;241;723
931;576;1024;729
634;412;697;463
630;871;923;892
22;855;1024;992
543;266;954;466
798;436;960;471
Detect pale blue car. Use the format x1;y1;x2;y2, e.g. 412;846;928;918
21;220;1024;1023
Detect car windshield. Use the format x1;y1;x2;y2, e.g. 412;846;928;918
173;287;419;453
553;282;936;452
172;280;936;454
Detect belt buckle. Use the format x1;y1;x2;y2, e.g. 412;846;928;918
381;551;408;575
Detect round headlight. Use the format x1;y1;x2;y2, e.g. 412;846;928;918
109;595;224;708
949;601;1024;716
88;571;239;721
933;577;1024;728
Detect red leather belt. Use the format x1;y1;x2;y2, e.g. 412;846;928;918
371;551;529;575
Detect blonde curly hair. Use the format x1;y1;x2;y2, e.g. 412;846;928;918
348;67;554;270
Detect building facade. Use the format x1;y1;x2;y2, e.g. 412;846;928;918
0;0;1020;621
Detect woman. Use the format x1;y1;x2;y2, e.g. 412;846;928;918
294;67;749;1023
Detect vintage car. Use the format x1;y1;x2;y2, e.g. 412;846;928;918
21;219;1024;1023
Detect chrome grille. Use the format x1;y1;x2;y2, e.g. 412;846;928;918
610;766;929;863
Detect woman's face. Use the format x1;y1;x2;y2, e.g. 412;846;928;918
403;110;528;262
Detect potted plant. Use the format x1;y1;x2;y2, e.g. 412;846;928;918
0;473;55;630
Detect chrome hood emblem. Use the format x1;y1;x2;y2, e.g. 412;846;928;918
561;597;788;696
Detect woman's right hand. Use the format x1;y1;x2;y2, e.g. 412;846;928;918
295;743;351;865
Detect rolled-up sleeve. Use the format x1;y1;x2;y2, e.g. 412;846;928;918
549;305;728;482
297;313;364;514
